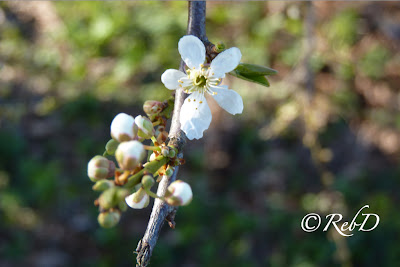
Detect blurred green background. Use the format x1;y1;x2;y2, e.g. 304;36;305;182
1;1;400;266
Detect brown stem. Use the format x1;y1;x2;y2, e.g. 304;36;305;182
135;2;208;266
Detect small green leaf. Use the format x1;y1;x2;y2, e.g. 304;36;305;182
235;63;278;76
229;71;270;87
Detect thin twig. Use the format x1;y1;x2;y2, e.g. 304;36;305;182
135;2;208;266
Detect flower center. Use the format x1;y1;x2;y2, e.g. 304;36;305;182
194;75;207;87
179;66;221;96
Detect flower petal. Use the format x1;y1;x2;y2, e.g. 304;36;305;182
211;85;243;115
178;35;206;69
180;91;212;140
210;47;242;78
161;69;186;90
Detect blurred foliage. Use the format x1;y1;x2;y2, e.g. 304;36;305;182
1;1;400;267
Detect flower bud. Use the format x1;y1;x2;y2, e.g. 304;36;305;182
118;201;128;212
98;187;117;210
142;175;155;190
116;188;130;202
168;147;176;158
88;156;115;182
98;210;120;228
165;180;192;206
125;188;149;209
135;115;155;139
98;187;129;210
115;141;145;170
105;139;119;156
161;146;170;157
92;179;114;191
143;100;164;115
165;166;174;177
110;113;138;142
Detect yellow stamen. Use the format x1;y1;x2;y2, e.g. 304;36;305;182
200;101;203;104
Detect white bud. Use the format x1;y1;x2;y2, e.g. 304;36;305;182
125;188;150;209
87;155;115;182
115;141;145;170
135;115;155;139
111;113;137;142
165;180;193;206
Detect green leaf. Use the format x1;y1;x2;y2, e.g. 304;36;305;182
229;71;270;87
235;63;278;76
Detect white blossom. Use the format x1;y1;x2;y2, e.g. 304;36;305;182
161;35;243;140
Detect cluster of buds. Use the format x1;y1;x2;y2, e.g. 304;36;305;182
87;98;192;229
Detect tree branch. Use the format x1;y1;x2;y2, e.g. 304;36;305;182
135;2;208;266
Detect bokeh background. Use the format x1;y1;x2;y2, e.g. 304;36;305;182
1;1;400;266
